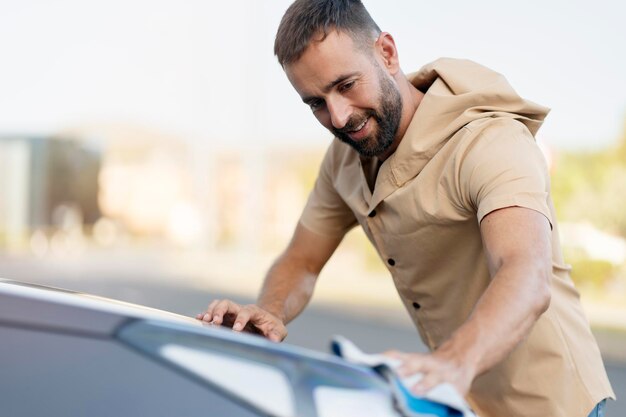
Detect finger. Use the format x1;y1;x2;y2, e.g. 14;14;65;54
397;354;429;377
211;300;240;326
265;322;287;342
199;300;220;322
245;307;287;341
382;350;407;359
232;308;252;332
205;299;219;314
412;371;442;395
267;317;288;341
252;310;285;339
268;330;284;343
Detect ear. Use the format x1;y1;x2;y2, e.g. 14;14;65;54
375;32;400;75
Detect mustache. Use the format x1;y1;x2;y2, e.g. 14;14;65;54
333;110;376;135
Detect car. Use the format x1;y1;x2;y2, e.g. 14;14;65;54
0;278;408;417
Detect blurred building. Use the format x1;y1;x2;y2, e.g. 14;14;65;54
0;136;101;250
56;124;322;251
0;126;332;257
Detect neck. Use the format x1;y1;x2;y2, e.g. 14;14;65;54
378;76;424;161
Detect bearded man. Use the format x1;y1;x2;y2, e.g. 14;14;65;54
198;1;614;415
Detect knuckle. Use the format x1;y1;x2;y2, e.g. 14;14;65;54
246;304;262;314
236;311;250;321
215;299;235;312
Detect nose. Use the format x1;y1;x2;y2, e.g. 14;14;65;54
326;96;352;129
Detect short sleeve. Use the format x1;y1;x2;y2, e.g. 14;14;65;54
461;120;553;226
299;145;358;237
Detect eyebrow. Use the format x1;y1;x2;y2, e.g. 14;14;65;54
301;71;361;104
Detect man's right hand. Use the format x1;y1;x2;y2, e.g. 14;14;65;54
195;223;342;344
196;300;287;342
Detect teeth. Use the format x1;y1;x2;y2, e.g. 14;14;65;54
352;119;367;132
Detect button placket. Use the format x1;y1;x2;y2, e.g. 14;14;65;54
365;207;397;274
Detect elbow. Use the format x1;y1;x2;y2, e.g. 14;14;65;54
534;270;552;317
536;286;551;317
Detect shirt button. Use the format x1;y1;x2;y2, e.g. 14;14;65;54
387;258;395;266
368;210;376;218
412;302;421;310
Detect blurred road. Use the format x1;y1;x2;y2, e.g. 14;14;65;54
6;269;623;416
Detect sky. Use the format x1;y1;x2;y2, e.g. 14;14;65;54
0;0;624;151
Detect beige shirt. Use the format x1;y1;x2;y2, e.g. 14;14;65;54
299;58;614;417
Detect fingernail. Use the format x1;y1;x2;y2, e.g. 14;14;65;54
233;322;242;331
203;314;211;321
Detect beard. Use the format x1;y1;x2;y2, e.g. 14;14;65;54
332;67;403;158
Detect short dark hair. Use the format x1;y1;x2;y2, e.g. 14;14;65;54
274;0;381;67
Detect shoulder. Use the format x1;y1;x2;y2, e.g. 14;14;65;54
454;118;551;223
457;118;547;173
464;117;536;144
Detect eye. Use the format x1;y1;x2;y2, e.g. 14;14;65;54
339;80;355;93
308;99;325;112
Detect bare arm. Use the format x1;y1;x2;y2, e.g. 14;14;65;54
257;222;343;323
391;206;552;394
198;222;343;341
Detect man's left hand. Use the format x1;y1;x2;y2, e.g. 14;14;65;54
384;348;476;396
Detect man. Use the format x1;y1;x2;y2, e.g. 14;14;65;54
197;1;614;415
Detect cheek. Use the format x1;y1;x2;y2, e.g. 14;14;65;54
314;110;333;130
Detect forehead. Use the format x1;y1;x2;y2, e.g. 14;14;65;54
284;30;374;96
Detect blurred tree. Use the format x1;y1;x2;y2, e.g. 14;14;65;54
569;257;617;290
551;118;626;237
550;117;626;291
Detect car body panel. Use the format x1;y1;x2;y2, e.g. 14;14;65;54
0;279;400;417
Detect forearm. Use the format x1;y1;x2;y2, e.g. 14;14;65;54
198;224;338;342
257;222;342;325
437;260;551;377
257;252;319;324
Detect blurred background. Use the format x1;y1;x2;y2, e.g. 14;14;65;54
1;0;625;411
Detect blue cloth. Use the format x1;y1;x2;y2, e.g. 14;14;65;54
587;399;607;417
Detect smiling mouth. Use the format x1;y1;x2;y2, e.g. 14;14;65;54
349;118;368;133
